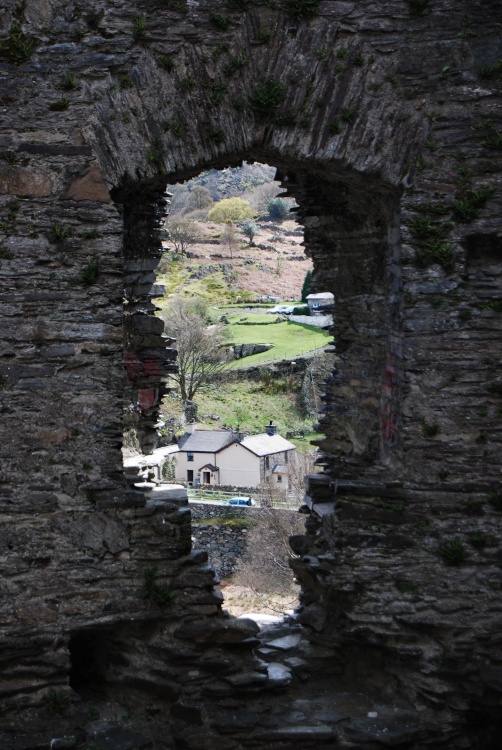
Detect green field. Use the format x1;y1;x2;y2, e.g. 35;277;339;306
227;315;331;368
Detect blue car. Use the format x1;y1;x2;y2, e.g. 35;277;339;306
224;496;255;506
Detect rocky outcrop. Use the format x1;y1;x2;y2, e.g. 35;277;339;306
233;342;274;359
0;1;501;748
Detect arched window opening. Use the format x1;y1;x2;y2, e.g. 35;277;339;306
119;160;334;618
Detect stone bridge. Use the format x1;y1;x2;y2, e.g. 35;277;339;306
0;1;501;748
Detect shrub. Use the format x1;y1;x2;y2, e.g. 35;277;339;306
468;532;487;549
408;216;452;240
422;420;440;437
49;97;70;111
222;53;249;77
439;538;466;565
158;54;174;72
487;490;502;511
45;689;71;715
284;0;320;20
408;0;429;15
248;79;286;118
453;187;495;222
145;567;174;606
49;224;73;243
208;81;227;105
133;15;146;42
240;219;259;244
293;305;310;315
81;254;100;286
267;197;290;221
414;240;454;271
0;21;33;63
59;73;78;91
210;13;230;30
208;197;254;223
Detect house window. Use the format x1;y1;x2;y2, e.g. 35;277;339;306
187;470;194;483
187;452;194;462
277;475;282;483
265;456;269;469
284;452;288;464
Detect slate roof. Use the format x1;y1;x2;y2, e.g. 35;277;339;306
177;429;296;457
240;433;296;457
124;444;179;469
272;463;289;474
178;430;237;453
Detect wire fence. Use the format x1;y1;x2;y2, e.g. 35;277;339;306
186;486;299;509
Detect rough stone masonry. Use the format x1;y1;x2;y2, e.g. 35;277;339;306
0;1;501;748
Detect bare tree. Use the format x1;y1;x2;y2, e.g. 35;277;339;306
246;182;286;217
167;219;200;256
222;219;238;259
233;500;304;612
162;297;230;402
288;449;320;500
187;185;213;211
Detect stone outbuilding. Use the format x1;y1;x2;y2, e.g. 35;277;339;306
306;292;334;315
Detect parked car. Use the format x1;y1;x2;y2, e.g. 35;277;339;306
266;305;295;315
224;496;255;506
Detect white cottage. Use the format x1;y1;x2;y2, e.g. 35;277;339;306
174;422;296;488
306;292;334;316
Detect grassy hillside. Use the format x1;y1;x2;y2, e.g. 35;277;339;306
227;315;331;368
191;377;319;440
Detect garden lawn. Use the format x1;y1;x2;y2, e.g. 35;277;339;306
227;316;331;368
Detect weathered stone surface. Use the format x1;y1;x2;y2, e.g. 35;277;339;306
64;166;111;203
0;1;501;749
91;726;152;750
176;617;260;645
0;165;52;196
233;343;274;359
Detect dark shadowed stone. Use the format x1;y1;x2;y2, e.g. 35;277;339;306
171;701;204;725
91;725;152;749
223;671;269;688
254;726;336;741
345;712;421;746
49;739;77;749
289;534;311;555
297;603;327;632
479;664;502;692
172;728;238;750
211;710;258;734
175;617;259;644
18;143;93;156
114;676;180;700
265;634;302;651
284;656;312;680
267;662;293;687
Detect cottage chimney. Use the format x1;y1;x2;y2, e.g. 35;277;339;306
185;421;197;435
265;420;277;436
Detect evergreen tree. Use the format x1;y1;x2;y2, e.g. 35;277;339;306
301;269;312;302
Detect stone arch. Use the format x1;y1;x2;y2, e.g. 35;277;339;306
1;1;501;746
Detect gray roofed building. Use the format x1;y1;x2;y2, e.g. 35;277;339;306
172;423;297;489
240;433;296;457
178;429;237;453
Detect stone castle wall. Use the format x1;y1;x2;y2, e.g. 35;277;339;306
0;1;501;747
